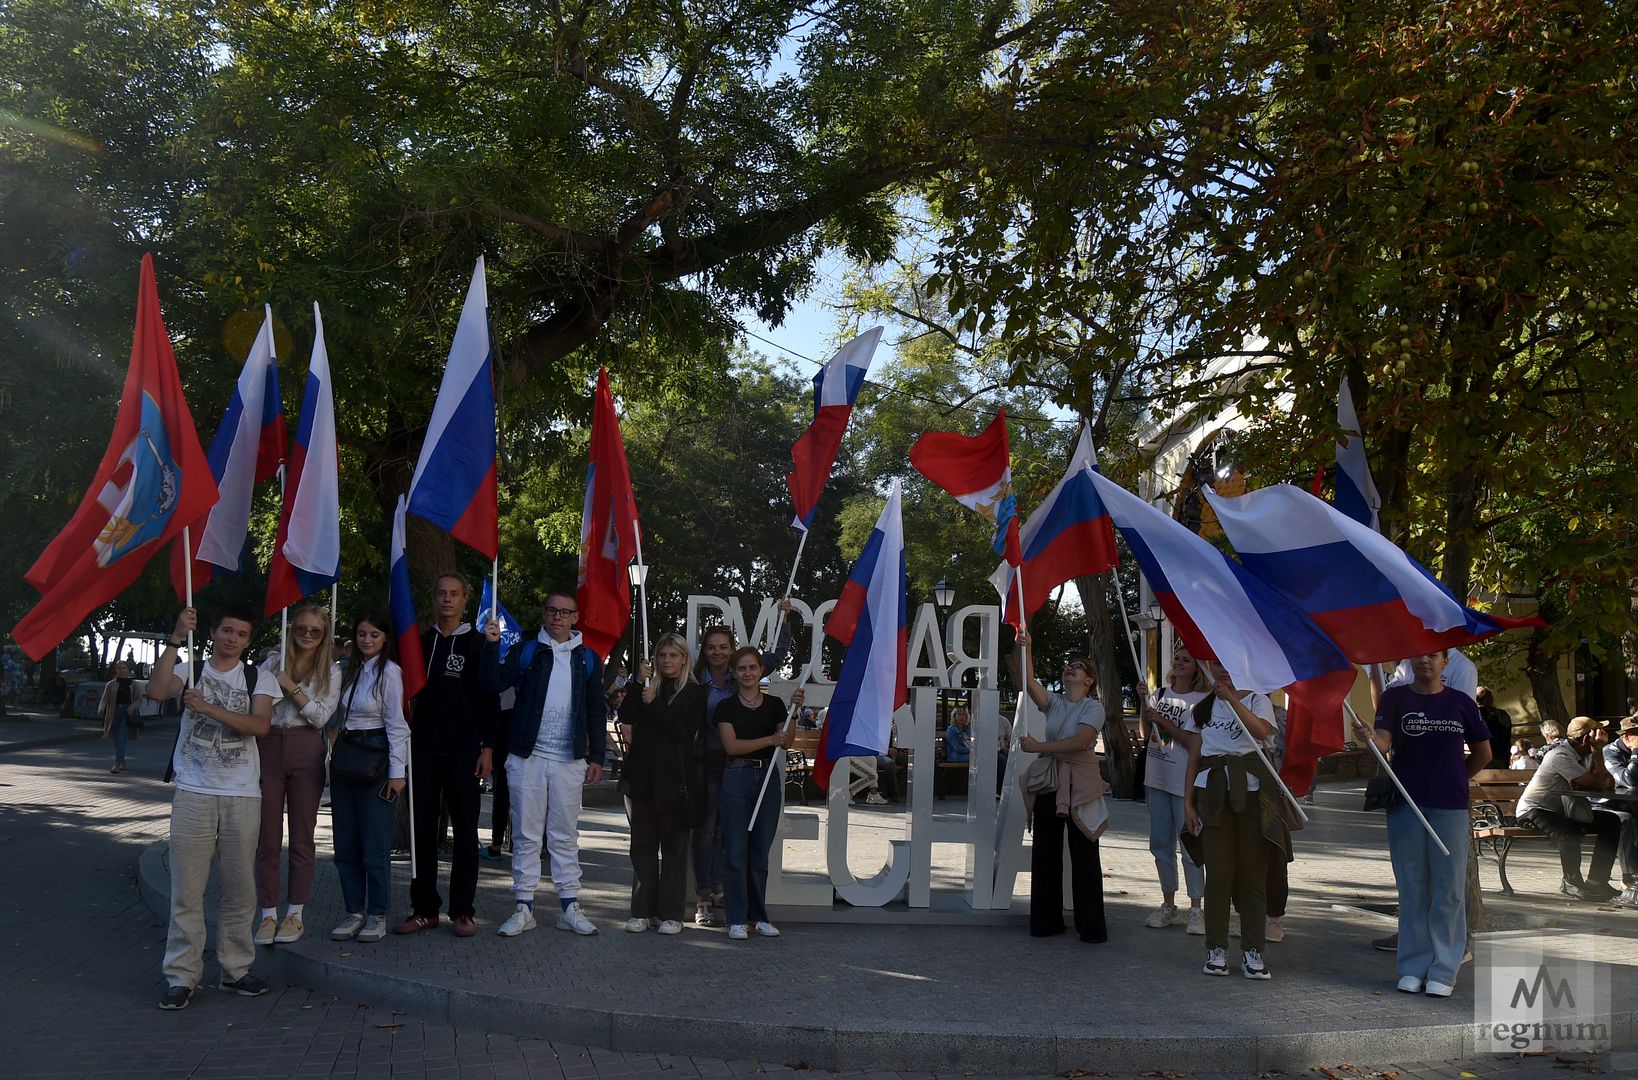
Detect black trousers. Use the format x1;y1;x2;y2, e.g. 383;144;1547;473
1523;805;1623;883
490;758;510;849
629;798;690;921
410;751;481;919
1029;792;1108;942
1265;845;1290;918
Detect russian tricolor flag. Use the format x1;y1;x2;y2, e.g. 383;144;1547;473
786;327;882;531
407;256;497;559
1202;484;1544;663
817;480;907;791
265;304;341;615
1334;377;1381;531
909;408;1022;565
989;425;1118;625
390;495;427;707
171;304;286;597
1086;470;1357;796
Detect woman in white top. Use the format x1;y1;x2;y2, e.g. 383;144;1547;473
328;609;410;943
1181;660;1279;980
254;604;343;946
1138;643;1210;935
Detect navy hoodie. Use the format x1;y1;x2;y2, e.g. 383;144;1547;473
415;622;499;757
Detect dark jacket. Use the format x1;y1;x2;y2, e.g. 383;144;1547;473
621;680;708;824
416;623;500;757
479;632;607;763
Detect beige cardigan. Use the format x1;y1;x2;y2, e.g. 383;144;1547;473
98;678;147;735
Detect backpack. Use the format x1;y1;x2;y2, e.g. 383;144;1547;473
163;658;259;784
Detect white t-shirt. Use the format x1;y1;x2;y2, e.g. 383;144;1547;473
1144;687;1209;798
171;661;282;797
1387;649;1478;701
1192;691;1275;791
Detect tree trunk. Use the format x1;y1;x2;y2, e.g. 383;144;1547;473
1080;571;1136;798
1526;625;1572;725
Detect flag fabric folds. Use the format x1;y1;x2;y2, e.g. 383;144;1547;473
988;424;1118;626
171;304;285;597
407;256;498;559
786;327;883;531
265;304;341;616
13;255;218;659
1202;484;1544;663
479;576;523;659
816;480;907;791
1334;377;1381;531
1085;470;1357;796
576;368;642;662
909;408;1022;565
389;495;427;707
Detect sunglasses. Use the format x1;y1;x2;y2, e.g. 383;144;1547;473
293;625;326;637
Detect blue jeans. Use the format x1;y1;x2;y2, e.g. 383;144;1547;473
1146;788;1204;900
718;764;779;926
331;774;396;916
112;704;129;765
690;753;725;898
1387;804;1469;987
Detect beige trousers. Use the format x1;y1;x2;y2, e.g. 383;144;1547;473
164;788;260;988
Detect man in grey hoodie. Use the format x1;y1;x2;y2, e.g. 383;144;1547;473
482;590;607;937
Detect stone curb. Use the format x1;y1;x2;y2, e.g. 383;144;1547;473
136;840;1638;1073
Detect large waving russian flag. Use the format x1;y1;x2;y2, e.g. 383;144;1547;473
171;305;286;598
1334;377;1381;531
389;495;427;707
265;304;341;615
1087;470;1357;796
909;408;1022;565
786;326;882;531
407;256;497;559
817;480;907;791
576;368;642;661
989;424;1118;625
1202;484;1544;663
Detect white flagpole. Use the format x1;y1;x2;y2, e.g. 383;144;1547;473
749;673;808;830
1111;567;1147;691
1197;665;1309;825
632;529;651;660
182;526;197;678
329;583;338;640
278;464;288;658
489;556;499;630
1344;696;1450;856
766;528;810;651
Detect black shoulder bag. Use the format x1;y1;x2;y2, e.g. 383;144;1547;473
329;671;389;784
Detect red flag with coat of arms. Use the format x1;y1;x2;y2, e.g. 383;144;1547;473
576;368;642;661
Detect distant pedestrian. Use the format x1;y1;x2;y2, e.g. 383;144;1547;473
99;660;146;774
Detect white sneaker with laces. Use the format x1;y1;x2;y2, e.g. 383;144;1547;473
624;917;652;933
1185;907;1206;936
1424;980;1454;998
1202;946;1228;976
330;913;366;941
1241;948;1271;980
753;921;781;938
864;792;889;806
556;901;598;935
657;920;683;935
1397;975;1423;994
1144;903;1177;929
728;924;749;940
357;915;388;942
498;906;537;938
254;916;277;946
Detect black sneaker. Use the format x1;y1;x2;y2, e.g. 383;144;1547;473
159;984;195;1010
1561;879;1597;901
1241;948;1272;980
1372;933;1397;951
217;972;268;997
1582;880;1619;902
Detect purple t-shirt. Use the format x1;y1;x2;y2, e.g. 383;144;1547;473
1374;684;1489;810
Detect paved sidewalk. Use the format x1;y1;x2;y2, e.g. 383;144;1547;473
1;733;1632;1080
0;699;104;751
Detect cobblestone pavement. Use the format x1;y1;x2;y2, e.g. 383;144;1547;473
1;728;1630;1080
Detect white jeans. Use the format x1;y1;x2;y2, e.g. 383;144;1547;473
507;753;587;902
165;789;260;988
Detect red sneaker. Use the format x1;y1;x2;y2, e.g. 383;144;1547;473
392;913;438;935
452;914;477;938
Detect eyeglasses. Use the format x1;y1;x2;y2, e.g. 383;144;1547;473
544;606;577;618
293;626;326;637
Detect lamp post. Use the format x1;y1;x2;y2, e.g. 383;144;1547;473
626;558;648;676
932;577;955;610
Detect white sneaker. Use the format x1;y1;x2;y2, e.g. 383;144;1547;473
357;915;388;942
330;913;366;941
273;913;305;944
623;917;652;933
254;916;277;946
1202;946;1228;976
728;923;749;940
1241;948;1271;980
1144;903;1178;929
753;921;781;938
1397;975;1423;994
556;901;598;935
1185;907;1205;936
498;906;537;938
694;902;719;927
864;792;889;806
1424;980;1454;998
657;920;683;935
1264;916;1285;943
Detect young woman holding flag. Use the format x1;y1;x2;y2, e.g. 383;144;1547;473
622;634;708;935
1137;643;1210;936
254;603;342;946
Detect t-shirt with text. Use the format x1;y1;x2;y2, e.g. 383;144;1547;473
1374;684;1488;810
1192;691;1275;791
1144;687;1208;798
171;661;283;797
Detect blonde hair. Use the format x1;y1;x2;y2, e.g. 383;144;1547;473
283;603;335;698
1170;644;1210;695
652;633;697;690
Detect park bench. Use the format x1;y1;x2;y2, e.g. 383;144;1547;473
1469;768;1554;896
787;728;821;804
